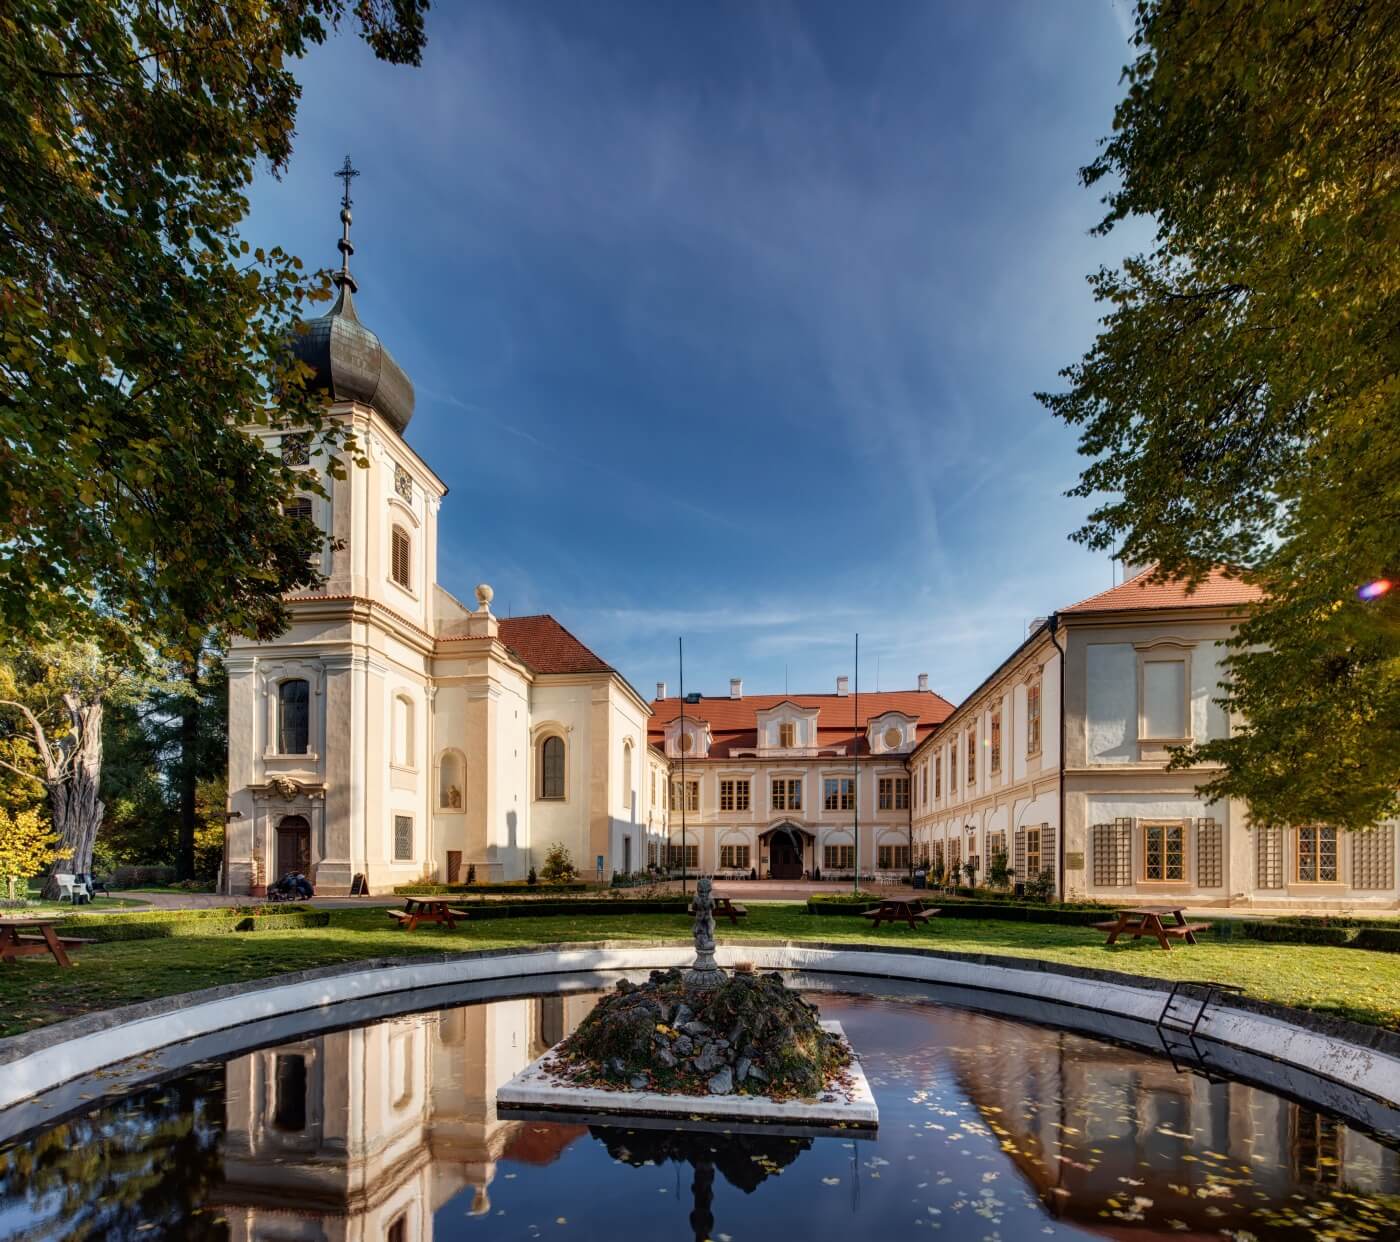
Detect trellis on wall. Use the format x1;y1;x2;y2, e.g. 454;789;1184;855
1091;819;1133;886
1352;825;1395;891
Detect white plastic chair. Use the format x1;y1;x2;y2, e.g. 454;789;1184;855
54;873;78;903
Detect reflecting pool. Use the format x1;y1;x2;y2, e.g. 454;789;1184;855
2;988;1397;1240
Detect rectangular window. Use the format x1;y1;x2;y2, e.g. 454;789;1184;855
667;843;699;870
931;841;944;874
966;727;977;784
948;838;961;873
823;844;854;870
779;722;796;748
878;844;911;870
1142;821;1186;882
669;781;698;812
719;844;751;869
1023;826;1041;878
647;841;659;868
934;754;942;799
1142;659;1187;739
393;814;413;862
1027;681;1042;755
1297;826;1338;883
987;830;1007;865
990;711;1002;774
771;777;802;811
823;778;854;811
877;776;909;810
719;778;751;812
949;739;958;792
391;525;412;589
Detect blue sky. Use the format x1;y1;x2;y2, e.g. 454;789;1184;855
248;0;1150;704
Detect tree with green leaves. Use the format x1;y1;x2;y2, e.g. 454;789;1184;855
1;1;429;662
1041;0;1400;831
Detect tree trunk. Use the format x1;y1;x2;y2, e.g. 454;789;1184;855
176;661;199;881
39;697;104;898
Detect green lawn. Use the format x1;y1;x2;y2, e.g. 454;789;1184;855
2;904;1397;1038
7;894;149;917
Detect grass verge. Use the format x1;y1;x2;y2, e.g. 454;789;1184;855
1;904;1397;1038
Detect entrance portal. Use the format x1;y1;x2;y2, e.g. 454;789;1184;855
276;815;312;878
768;831;803;880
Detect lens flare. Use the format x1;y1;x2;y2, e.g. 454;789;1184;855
1358;579;1393;601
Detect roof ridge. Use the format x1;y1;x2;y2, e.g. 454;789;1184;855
1060;564;1157;612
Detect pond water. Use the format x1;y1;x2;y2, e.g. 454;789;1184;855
1;986;1397;1240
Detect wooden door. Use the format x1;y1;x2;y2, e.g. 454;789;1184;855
277;816;311;877
769;833;802;879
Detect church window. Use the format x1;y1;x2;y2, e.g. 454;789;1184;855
394;463;414;502
277;679;310;755
439;750;464;810
622;741;633;812
392;694;414;768
393;814;414;861
539;735;565;800
283;495;313;524
391;525;412;589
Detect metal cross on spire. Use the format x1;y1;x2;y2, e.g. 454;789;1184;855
335;155;360;210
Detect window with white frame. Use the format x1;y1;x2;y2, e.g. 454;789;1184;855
539;735;565;800
277;679;310;755
823;777;854;811
719;778;751;812
778;722;797;749
393;814;413;861
668;842;699;870
669;780;699;812
1296;826;1339;883
878;776;909;810
878;844;911;870
719;843;751;869
772;777;802;810
823;844;854;870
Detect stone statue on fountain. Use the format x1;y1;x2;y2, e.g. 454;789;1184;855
683;875;725;990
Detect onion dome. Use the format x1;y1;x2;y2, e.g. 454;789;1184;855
289;156;415;434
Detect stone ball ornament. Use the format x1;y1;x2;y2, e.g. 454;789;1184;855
475;583;494;610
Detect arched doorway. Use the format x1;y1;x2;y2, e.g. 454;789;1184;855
276;815;312;878
761;822;810;880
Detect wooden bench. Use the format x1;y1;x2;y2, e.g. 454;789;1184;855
386;909;415;925
1099;907;1209;950
0;920;92;967
862;899;940;930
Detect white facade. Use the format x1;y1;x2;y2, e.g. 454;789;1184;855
225;401;658;894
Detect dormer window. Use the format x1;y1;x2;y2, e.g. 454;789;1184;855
883;726;902;750
678;733;694;753
779;722;796;749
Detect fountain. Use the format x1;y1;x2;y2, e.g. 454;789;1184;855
496;877;878;1128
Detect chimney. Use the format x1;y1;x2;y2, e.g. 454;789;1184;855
917;673;929;692
1028;616;1048;636
836;675;849;697
729;677;743;699
656;681;667;700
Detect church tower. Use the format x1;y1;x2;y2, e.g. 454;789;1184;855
224;158;446;895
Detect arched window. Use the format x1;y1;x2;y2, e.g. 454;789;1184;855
393;694;415;768
278;679;310;754
439;750;465;809
390;525;412;589
283;495;313;524
539;735;565;800
622;741;633;812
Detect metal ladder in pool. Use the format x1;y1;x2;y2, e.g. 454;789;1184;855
1154;981;1245;1080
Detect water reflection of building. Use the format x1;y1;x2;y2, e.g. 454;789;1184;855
216;995;596;1240
947;1031;1400;1235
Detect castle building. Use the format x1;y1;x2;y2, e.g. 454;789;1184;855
912;567;1400;907
223;195;660;895
647;677;953;879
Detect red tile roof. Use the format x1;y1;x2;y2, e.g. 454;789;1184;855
497;615;614;675
1061;566;1263;615
647;689;954;758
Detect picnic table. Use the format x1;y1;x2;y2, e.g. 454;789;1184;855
387;898;470;932
1095;906;1211;951
862;897;940;930
0;918;93;968
690;895;748;925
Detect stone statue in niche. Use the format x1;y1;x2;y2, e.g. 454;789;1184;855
445;785;462;809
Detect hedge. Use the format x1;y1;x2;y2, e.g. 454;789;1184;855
806;896;1113;927
1241;921;1354;947
394;882;589;896
440;899;690;920
55;905;328;942
1352;926;1400;953
1241;919;1400;952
